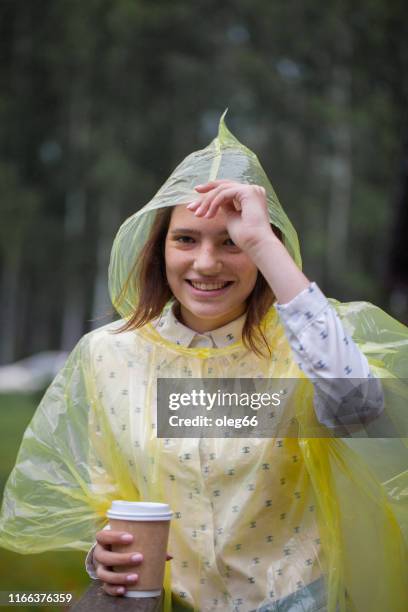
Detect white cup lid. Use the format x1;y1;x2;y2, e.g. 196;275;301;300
106;500;172;521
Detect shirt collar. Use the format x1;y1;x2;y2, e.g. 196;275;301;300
152;301;245;348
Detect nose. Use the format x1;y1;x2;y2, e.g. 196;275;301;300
192;244;222;275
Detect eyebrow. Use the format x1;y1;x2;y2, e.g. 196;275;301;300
169;228;229;236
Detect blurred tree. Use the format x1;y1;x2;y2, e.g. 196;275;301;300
0;164;39;363
0;0;407;362
387;128;408;323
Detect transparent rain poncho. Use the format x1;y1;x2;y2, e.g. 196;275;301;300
0;112;407;612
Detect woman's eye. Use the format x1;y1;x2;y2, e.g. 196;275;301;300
174;236;237;247
176;236;194;243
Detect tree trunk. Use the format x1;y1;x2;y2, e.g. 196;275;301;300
326;62;352;289
387;128;408;322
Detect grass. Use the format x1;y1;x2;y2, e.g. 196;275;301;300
0;393;90;611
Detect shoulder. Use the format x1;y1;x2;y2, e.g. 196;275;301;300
70;319;147;358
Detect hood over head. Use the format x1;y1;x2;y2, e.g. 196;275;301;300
109;110;301;319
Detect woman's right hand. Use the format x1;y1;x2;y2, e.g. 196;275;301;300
94;529;143;596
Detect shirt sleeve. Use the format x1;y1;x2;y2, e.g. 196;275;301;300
84;524;111;580
85;544;98;579
274;282;384;428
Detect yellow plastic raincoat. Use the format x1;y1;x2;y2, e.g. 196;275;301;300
0;112;407;612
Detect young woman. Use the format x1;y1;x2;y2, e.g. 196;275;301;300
0;115;407;612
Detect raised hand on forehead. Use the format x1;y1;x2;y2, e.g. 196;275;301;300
187;179;275;253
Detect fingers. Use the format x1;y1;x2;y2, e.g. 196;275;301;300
188;184;224;215
96;529;133;546
94;543;143;567
189;182;267;219
96;563;139;586
96;547;173;598
102;583;127;597
194;179;231;192
94;532;142;598
94;531;173;599
93;543;142;595
188;184;241;218
204;186;242;218
190;180;235;209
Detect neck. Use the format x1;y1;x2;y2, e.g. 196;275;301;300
176;302;246;333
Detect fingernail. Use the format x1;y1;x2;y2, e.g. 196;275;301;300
117;587;125;594
131;553;143;562
120;533;133;542
126;574;138;582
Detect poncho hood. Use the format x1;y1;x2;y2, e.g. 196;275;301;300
108;110;301;320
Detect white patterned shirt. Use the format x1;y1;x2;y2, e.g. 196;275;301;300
86;282;383;580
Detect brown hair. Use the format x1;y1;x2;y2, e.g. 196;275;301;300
115;206;282;358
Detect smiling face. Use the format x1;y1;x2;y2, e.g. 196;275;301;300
164;205;259;333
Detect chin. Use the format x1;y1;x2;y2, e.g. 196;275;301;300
189;305;226;318
188;303;238;322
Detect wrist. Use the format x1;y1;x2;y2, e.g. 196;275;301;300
245;232;282;263
245;231;310;303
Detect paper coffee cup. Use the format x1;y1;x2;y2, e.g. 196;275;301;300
107;500;172;598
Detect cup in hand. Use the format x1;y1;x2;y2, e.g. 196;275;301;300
106;500;172;598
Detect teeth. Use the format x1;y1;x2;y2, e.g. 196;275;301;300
190;281;229;291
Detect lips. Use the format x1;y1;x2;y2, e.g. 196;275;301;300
185;279;234;294
186;279;233;283
188;280;231;290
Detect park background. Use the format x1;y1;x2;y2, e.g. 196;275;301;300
0;0;407;610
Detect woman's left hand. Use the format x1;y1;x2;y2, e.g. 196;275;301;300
187;180;275;253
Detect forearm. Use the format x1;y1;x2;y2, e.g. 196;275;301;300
247;233;310;304
275;282;384;428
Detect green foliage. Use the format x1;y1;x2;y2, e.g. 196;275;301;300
0;393;89;611
0;394;37;491
0;164;40;263
0;0;407;352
